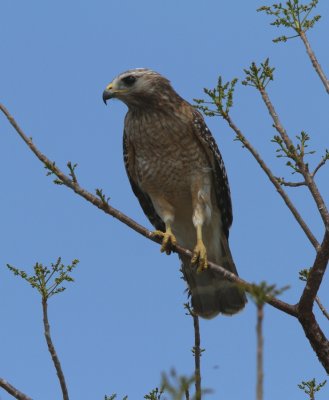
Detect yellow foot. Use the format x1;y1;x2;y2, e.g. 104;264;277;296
153;230;177;255
191;240;208;273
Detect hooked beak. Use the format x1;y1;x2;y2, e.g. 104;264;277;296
102;83;115;105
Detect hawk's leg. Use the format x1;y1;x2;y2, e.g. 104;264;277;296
191;178;211;272
151;196;177;255
191;224;208;272
153;223;177;255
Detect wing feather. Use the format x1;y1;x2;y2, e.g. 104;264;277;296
123;130;165;232
190;107;233;238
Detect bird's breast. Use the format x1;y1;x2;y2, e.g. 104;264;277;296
127;114;210;196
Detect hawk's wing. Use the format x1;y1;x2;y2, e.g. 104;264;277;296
190;107;233;238
123;129;165;232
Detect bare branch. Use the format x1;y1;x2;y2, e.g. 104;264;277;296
275;177;306;187
0;378;32;400
256;305;264;400
316;296;329;321
312;151;329;177
185;304;202;400
184;302;209;399
42;298;69;400
259;87;329;228
299;30;329;94
193;314;202;400
223;113;319;250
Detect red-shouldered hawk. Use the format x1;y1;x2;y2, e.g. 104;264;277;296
103;68;246;318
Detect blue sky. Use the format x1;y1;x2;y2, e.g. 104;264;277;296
1;1;329;399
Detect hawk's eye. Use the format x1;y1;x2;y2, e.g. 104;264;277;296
121;75;136;86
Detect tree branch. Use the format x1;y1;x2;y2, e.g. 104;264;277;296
42;298;69;400
0;103;297;318
0;378;32;400
312;154;329;178
275;178;306;187
223;113;319;250
192;314;202;400
298;310;329;373
297;229;329;373
315;296;329;321
256;304;264;400
259;87;329;229
299;30;329;94
299;230;329;314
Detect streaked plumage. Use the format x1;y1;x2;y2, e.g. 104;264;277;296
103;68;246;318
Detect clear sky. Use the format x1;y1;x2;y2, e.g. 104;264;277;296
1;1;329;399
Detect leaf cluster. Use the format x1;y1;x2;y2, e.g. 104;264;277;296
45;160;78;185
67;161;78;183
6;257;79;300
44;160;63;185
161;370;210;400
298;378;327;398
194;77;238;118
299;268;310;282
242;58;275;89
257;0;321;42
105;395;128;400
272;131;315;174
248;281;290;306
96;188;111;205
144;387;164;400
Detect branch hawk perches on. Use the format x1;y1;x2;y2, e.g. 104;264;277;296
103;68;246;318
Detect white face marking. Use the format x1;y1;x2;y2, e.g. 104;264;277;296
110;68;162;97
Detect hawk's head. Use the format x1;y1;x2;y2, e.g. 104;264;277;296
103;68;179;109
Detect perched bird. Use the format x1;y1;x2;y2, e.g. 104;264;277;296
103;68;246;318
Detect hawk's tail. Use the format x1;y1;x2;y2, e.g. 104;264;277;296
181;237;247;319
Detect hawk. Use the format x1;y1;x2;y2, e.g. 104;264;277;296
103;68;246;318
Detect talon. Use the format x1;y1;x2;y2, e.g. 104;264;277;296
152;228;177;255
192;240;208;273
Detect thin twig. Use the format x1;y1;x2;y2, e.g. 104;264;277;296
299;31;329;94
223;113;319;250
0;378;32;400
316;296;329;321
312;157;329;178
276;178;306;187
192;314;202;400
256;305;264;400
42;298;69;400
259;87;329;229
0;103;298;317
